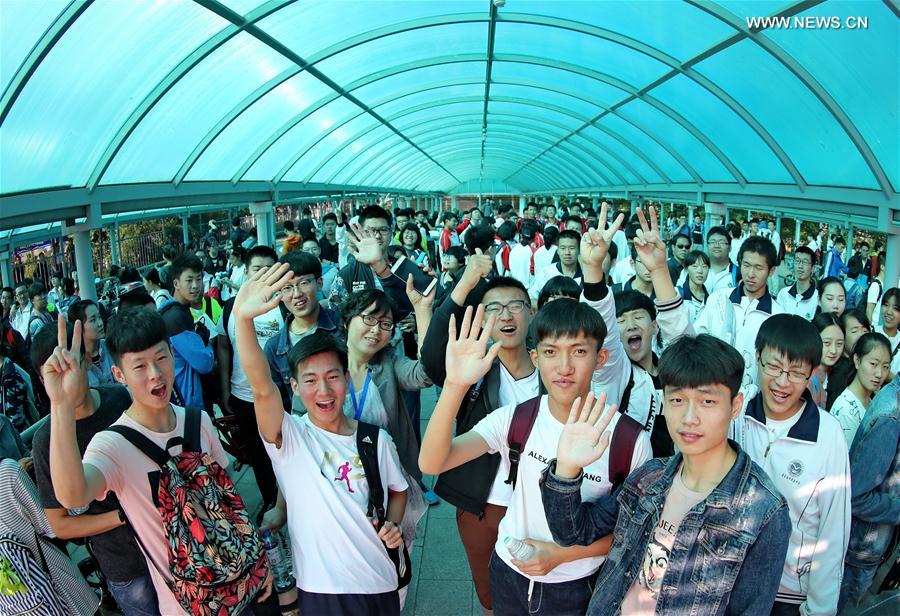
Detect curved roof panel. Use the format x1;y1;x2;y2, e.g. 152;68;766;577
1;0;897;233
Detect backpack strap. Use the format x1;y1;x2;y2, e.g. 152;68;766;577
356;422;384;523
106;425;171;468
618;366;636;416
504;396;541;488
608;414;643;488
182;406;203;453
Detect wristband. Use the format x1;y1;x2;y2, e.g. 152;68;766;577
374;262;390;278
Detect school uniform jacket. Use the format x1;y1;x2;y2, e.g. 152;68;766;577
730;389;851;614
776;283;818;321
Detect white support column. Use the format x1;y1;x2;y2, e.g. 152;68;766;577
182;214;190;246
775;215;783;244
846;224;854;259
591;196;599;211
659;202;666;223
0;251;12;288
72;229;97;302
688;205;695;223
630;199;638;216
250;201;275;248
886;233;900;289
109;225;119;266
519;195;526;214
794;218;802;246
724;206;731;224
451;195;458;211
705;203;726;248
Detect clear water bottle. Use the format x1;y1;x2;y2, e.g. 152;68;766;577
262;530;295;593
504;536;535;561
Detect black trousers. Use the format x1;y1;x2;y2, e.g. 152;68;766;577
229;395;278;509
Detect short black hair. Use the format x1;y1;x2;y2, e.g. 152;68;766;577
812;311;841;334
28;281;46;300
400;223;422;248
833;236;846;247
857;241;870;250
706;226;729;243
170;254;204;281
608;241;618;261
1;286;13;296
853;332;891;361
322;212;337;224
537;275;582;309
162;244;177;260
532;297;606;350
671;235;692;247
67;299;98;326
614;290;657;320
118;267;141;284
566;215;583;228
106;307;169;366
280;249;321;279
738;236;777;269
143;268;163;286
881;287;900;308
232;216;242;227
283;220;296;232
755;313;821;369
444;245;467;264
519;219;540;243
340;289;397;330
287;330;348;380
794;246;816;265
840;308;871;334
684;250;710;268
358;205;392;227
118;289;156;312
246;245;278;267
557;230;581;245
441;211;458;223
229;246;246;262
658;334;744;398
463;224;495;255
482;276;530;303
31;320;78;373
497;221;517;241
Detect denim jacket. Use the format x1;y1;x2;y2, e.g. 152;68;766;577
540;444;791;615
845;374;900;567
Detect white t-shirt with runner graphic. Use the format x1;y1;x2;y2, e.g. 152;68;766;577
621;466;713;614
472;395;652;583
263;413;408;594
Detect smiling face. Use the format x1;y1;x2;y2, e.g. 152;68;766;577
14;284;28;308
819;282;846;316
756;348;812;418
663;383;742;457
482;286;533;351
793;253;813;282
617;308;656;365
291;351;348;424
819;324;844;368
854;345;891;395
112;341;175;410
402;229;418;248
882;298;899;333
706;233;729;262
346;302;394;357
530;334;606;407
280;274;320;320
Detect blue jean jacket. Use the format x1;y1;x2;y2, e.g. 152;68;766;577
540;444;791;615
845;375;900;567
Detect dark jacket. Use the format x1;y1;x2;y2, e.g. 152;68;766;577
540;445;791;615
421;293;505;514
329;257;414;316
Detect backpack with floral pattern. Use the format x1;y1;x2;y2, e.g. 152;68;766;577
107;407;268;615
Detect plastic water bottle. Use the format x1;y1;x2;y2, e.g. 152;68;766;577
504;536;535;561
262;530;295;593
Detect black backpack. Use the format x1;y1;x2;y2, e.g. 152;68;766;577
356;422;412;589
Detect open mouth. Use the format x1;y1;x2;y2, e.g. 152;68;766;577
626;335;643;352
150;383;168;400
314;399;337;413
292;298;307;311
769;388;790;404
363;335;381;345
498;325;517;335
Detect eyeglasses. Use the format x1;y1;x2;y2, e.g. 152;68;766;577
675;244;691;250
794;259;812;267
760;361;810;384
364;226;391;237
281;277;316;296
707;240;728;247
360;314;394;331
484;300;530;315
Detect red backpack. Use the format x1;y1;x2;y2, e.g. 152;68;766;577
107;407;268;616
505;395;642;489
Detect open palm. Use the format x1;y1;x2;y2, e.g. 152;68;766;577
234;262;294;319
445;305;501;387
556;392;619;476
347;223;383;265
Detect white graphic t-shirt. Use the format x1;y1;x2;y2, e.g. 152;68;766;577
830;388;868;448
621;468;712;614
217;304;284;402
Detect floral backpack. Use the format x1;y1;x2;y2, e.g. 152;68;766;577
107;407;268;615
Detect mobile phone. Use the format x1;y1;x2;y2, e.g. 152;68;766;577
391;255;437;296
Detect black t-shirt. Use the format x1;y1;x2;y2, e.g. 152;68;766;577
32;386;149;583
298;218;317;241
319;237;339;263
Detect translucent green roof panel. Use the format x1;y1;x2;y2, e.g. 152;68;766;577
0;0;69;93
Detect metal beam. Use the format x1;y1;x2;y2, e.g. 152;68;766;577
0;0;93;125
480;1;499;182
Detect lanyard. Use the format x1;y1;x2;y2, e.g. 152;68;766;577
349;369;372;421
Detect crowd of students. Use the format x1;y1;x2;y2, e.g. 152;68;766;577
0;198;896;616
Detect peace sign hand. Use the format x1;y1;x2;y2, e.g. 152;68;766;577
346;222;384;266
633;206;668;274
444;305;501;387
580;202;625;280
555;391;619;479
42;313;88;406
233;262;294;320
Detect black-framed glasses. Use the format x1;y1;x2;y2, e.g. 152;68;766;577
484;300;530;315
760;361;810;384
364;226;391;237
361;314;394;331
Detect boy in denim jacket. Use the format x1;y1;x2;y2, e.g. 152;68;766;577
540;334;791;615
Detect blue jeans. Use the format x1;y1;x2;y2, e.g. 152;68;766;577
838;561;878;612
106;573;160;616
488;551;596;616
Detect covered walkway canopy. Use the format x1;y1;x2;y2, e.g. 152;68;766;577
1;0;898;291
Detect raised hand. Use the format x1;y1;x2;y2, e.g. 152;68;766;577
41;313;88;406
233;262;294;320
405;273;435;311
346;222;384;266
633;206;668;273
445;305;501;387
579;201;625;275
555;392;619;479
458;248;493;292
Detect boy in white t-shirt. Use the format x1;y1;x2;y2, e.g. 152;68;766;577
43;311;275;616
419;298;652;616
233;263;409;615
